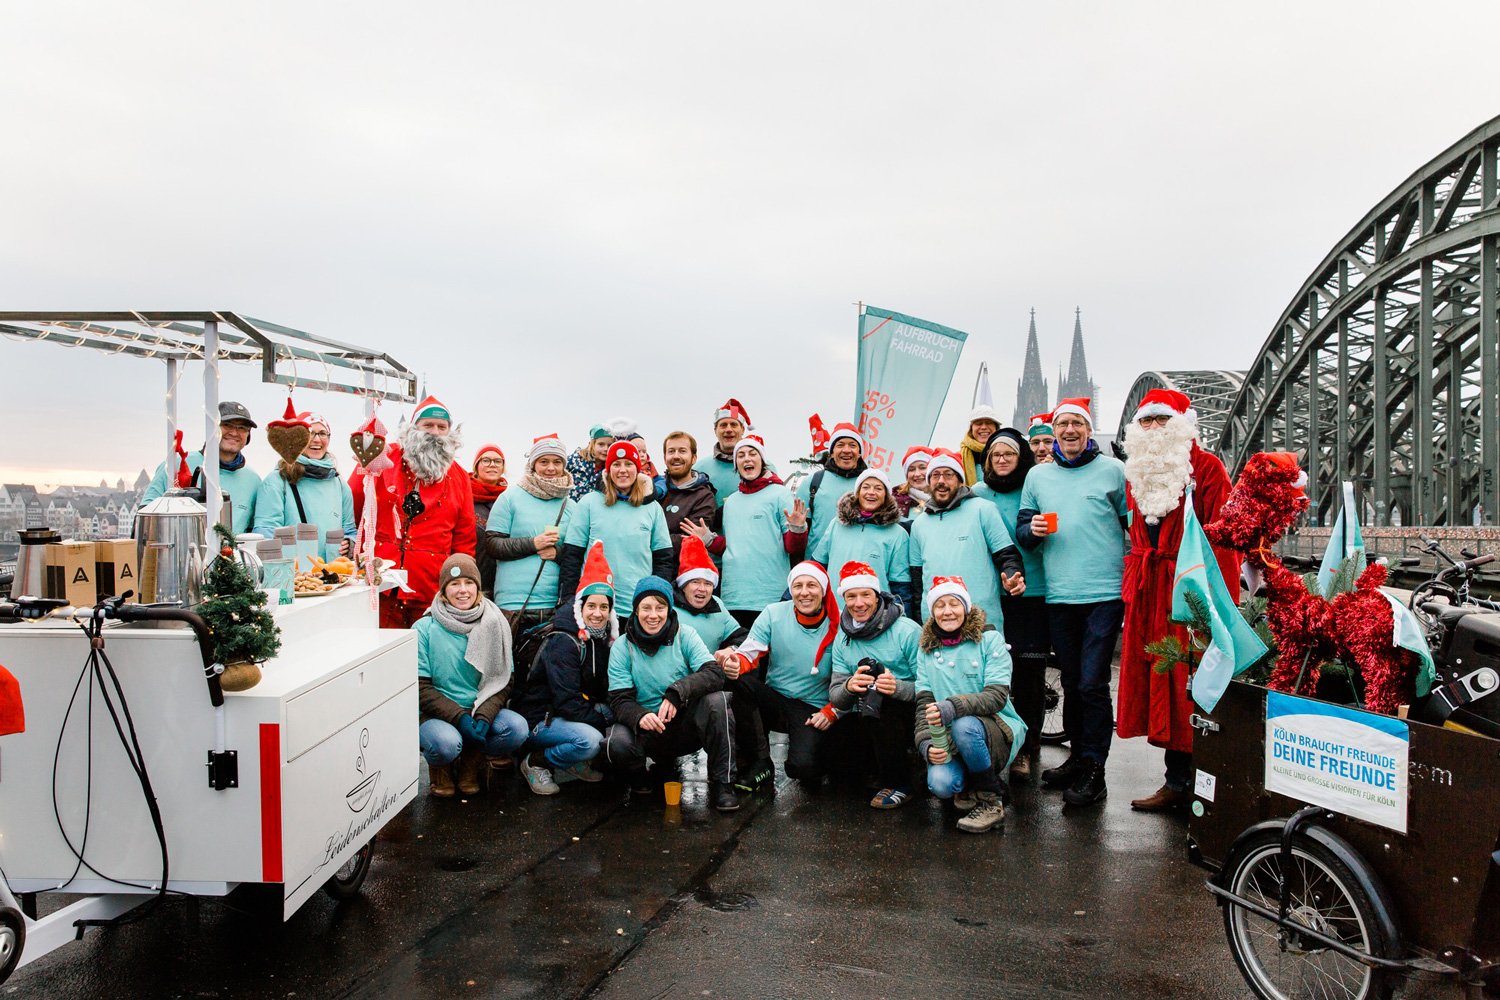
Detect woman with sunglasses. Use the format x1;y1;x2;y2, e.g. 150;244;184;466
252;412;356;560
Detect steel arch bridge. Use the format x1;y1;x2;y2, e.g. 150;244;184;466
1216;116;1500;527
1115;370;1245;455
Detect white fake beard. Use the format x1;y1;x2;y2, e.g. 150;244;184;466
1123;416;1197;525
399;421;462;483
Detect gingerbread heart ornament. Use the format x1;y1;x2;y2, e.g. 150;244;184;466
350;415;392;471
266;398;311;466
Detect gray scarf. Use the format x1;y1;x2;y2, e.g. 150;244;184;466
520;470;573;500
427;594;513;708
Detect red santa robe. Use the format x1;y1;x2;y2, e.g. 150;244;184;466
1116;443;1241;753
350;443;475;626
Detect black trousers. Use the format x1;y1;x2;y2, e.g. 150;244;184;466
730;609;760;629
733;676;825;781
1001;593;1050;755
604;692;736;784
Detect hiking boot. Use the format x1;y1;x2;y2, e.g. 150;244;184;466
953;789;977;811
554;761;604;784
455;749;483;795
734;759;775;793
956;792;1005;833
519;752;560;796
1062;758;1108;806
711;781;741;812
1041;754;1085;789
1131;784;1190;812
1009;753;1033;784
428;762;455;798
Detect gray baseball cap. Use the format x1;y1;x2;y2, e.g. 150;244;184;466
219;400;258;427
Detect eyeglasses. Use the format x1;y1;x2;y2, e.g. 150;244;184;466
476;457;504;466
1136;414;1172;427
1053;418;1089;430
309;431;331;440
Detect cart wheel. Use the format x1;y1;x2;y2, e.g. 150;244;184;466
323;840;375;901
1223;830;1395;1000
0;907;23;985
1040;663;1067;745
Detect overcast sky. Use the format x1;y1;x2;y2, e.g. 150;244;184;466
4;2;1499;488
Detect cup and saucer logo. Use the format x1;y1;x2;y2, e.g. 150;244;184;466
346;728;381;813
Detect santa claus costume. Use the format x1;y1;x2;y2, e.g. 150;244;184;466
1115;389;1241;810
351;395;477;629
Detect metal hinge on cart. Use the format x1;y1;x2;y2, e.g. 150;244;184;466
206;750;238;790
1190;714;1220;735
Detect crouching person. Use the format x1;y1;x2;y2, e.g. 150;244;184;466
604;576;740;812
418;554;529;797
915;576;1027;834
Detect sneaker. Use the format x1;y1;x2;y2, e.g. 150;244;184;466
734;760;775;793
956;792;1005;833
519;753;560;796
1041;754;1084;789
428;763;455;798
869;788;911;809
953;789;977;811
711;781;741;812
1008;753;1033;784
1062;758;1107;806
554;762;604;784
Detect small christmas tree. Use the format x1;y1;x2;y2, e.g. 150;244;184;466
200;523;281;691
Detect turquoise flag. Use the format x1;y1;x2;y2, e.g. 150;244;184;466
854;306;968;474
1175;489;1270;712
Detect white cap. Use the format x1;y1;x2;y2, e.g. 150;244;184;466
852;468;891;494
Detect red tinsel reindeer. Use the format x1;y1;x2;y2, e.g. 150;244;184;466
1204;452;1419;715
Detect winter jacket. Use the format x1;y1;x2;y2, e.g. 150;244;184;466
557;491;674;610
972;482;1047;599
144;452;263;535
908;487;1024;628
675;592;747;652
652;471;718;566
794;456;867;553
566;451;603;501
736;601;835;707
828;594;921;710
485;489;574;611
1016;453;1128;604
607;615;724;728
808;492;913;612
252;457;356;560
713;481;806;611
350;444;476;606
513;604;613;733
415;615;509;725
913;609;1025;767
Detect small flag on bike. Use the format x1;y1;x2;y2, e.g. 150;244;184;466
1174;488;1269;713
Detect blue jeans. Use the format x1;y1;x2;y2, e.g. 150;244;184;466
1047;599;1124;763
524;719;604;768
926;716;993;798
420;710;530;766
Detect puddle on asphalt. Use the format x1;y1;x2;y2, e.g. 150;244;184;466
692;889;758;912
436;857;481;872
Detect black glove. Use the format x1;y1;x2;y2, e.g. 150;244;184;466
857;658;885;720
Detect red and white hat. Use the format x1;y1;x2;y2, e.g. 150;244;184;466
715;398;753;429
574;540;619;640
525;433;568;465
901;446;933;475
412;395;451;423
268;397;309;430
1052;397;1093;428
927;575;971;613
853;468;891;495
1132;388;1197;425
827;422;863;449
838;560;880;595
787;560;829;593
925;447;965;479
299;411;331;435
606;439;642;473
675;534;720;589
734;433;768;461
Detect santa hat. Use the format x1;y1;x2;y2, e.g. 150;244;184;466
901;446;933;475
827;422;863;449
525;433;568;466
1132;388;1197;425
734;434;768;462
927;575;971;614
808;415;831;456
1052;398;1093;428
1261;452;1310;490
268;397;309;430
925;448;965;479
787;560;839;666
788;560;829;593
853;468;891;496
471;443;504;476
412;395;451;423
300;411;331;435
838;560;880;595
676;534;720;589
967;404;1000;426
715;398;753;428
573;540;618;640
606;439;641;473
1028;413;1054;438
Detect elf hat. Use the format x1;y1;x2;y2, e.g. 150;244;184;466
525;433;568;466
734;434;768;462
853;468;891;496
413;395;451;423
838;560;880;595
901;446;933;475
715;398;752;428
1028;413;1055;438
1132;388;1197;425
573;540;618;639
967;404;1000;426
787;560;829;594
438;553;481;596
827;422;863;449
1052;398;1093;428
925;448;965;480
606;439;641;473
676;535;720;589
927;575;971;613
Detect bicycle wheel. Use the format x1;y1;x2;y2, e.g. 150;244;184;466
323;839;374;901
1040;662;1067;745
1223;830;1393;1000
0;906;22;985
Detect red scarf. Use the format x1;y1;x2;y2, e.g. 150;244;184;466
470;475;508;503
738;472;785;495
793;587;840;669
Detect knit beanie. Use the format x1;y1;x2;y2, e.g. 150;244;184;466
606;439;641;474
438;553;481;598
525;433;568;467
631;575;674;610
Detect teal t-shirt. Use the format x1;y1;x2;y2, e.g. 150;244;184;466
908;494;1015;628
678;596;741;651
563;491;671;602
744;601;834;705
720;483;794;611
914;630;1026;765
144;452;262;535
795;467;862;554
809;518;910;609
972;483;1046;599
251;458;356;560
1017;456;1128;604
607;625;713;713
416;616;479;712
830;615;921;684
486;488;574;611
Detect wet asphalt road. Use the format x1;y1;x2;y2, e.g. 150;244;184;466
7;725;1271;1000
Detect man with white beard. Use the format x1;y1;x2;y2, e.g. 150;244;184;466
1115;389;1241;811
351;395;477;629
